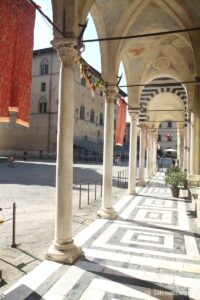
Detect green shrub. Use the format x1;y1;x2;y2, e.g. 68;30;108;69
165;167;187;187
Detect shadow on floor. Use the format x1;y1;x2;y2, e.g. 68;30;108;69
2;284;45;300
118;217;200;239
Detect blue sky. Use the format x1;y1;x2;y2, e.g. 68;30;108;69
33;0;126;93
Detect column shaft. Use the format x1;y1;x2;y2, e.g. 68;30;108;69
190;112;194;174
179;137;184;170
147;130;154;179
48;44;82;263
183;125;188;171
97;89;118;219
139;126;146;186
128;110;138;194
193;113;200;174
153;135;157;174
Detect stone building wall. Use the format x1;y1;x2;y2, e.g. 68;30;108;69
0;47;109;158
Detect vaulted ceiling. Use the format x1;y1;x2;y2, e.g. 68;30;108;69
52;0;200;126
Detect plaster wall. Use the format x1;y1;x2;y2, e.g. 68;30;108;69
0;48;106;157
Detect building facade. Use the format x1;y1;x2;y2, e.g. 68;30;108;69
0;47;121;158
158;121;177;156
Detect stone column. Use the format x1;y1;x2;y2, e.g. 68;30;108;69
183;123;188;172
189;111;194;174
147;129;154;179
187;114;191;173
127;109;139;195
193;113;200;174
153;132;157;174
139;124;146;186
179;136;184;170
193;84;200;174
97;89;118;219
177;129;180;164
48;41;82;263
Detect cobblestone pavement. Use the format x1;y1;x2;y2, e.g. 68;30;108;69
0;159;128;293
1;170;200;299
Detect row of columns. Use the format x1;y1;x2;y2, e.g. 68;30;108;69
47;41;197;264
47;41;159;264
177;110;197;175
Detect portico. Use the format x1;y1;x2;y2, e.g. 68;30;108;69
45;0;200;263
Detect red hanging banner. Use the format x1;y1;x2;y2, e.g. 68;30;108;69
115;98;127;146
0;0;36;127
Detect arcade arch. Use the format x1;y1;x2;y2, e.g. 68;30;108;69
47;0;200;263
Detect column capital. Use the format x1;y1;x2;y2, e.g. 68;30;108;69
149;128;156;135
52;38;79;67
139;123;147;131
128;108;139;119
104;88;118;103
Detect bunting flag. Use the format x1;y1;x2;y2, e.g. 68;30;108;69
0;0;36;127
115;98;127;146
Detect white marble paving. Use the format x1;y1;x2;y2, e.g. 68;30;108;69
43;266;85;300
184;235;200;256
120;196;143;219
74;218;108;247
102;263;200;289
135;209;172;224
137;234;160;242
85;248;200;273
92;237;200;261
143;199;173;208
148;212;161;218
177;200;190;230
2;172;200;300
121;229;174;249
79;278;158;300
3;261;62;300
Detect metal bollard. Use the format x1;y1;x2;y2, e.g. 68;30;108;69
11;202;16;248
79;184;82;209
88;183;90;204
95;181;96;200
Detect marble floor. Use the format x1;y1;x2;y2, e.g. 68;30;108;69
1;172;200;300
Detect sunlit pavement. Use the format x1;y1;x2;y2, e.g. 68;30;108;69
0;160;127;293
1;171;200;299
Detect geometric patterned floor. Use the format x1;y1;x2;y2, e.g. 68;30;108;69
2;172;200;299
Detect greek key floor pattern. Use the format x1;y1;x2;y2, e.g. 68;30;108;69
2;172;200;300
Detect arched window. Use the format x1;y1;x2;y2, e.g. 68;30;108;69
99;112;103;125
39;97;47;113
40;58;49;75
80;105;85;120
90;109;95;123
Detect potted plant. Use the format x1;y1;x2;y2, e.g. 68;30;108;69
165;166;187;198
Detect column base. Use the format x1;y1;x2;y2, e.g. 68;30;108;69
97;208;118;220
126;190;137;196
47;240;82;264
138;180;146;187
